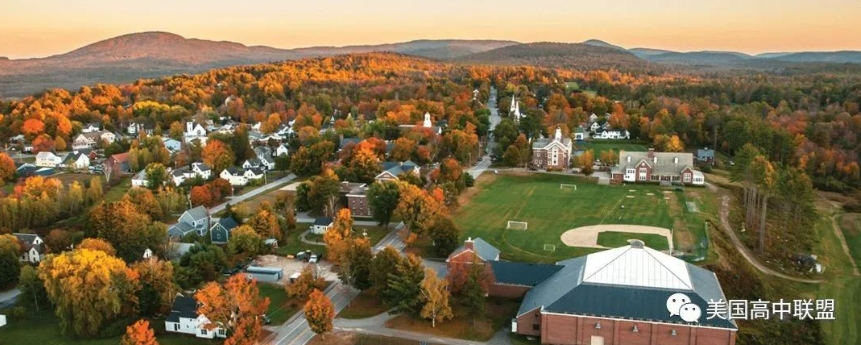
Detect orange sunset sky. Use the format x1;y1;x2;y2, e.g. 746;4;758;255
2;0;860;59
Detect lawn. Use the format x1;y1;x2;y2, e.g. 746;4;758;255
385;297;519;342
574;140;649;157
454;173;677;263
596;231;669;250
274;223;390;259
0;308;220;345
308;332;436;345
258;283;293;324
338;290;388;319
838;213;861;265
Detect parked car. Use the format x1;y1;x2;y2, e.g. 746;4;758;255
260;314;271;324
309;254;318;263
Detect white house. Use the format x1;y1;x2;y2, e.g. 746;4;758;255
165;295;226;339
220;167;248;186
81;123;100;133
275;144;289;157
35;152;63;167
100;131;117;144
183;122;208;146
60;152;90;170
171;163;212;185
132;170;149;188
592;129;630;140
14;233;44;263
72;132;101;150
311;217;334;234
244;167;265;181
242;158;274;171
191;163;212;179
162;138;182;153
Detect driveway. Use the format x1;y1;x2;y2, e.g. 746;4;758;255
254;255;338;284
0;288;20;309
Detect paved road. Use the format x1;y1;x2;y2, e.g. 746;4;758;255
209;173;296;214
468;86;501;179
709;183;823;284
267;282;359;345
0;288;20;310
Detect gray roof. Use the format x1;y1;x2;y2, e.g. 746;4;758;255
14;233;43;254
697;148;715;158
517;245;737;330
314;217;333;226
193;162;211;171
448;237;500;262
245;158;262;167
214;217;239;231
166;296;199;322
168;222;196;237
172;167;189;177
339;138;361;150
62;152;85;164
380;160;417;176
185;206;208;221
225;166;245;175
491;261;562;286
613;150;696;176
532;136;572;149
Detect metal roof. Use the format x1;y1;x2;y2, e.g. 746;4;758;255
491;261;562;286
582;246;693;290
314;217;333;226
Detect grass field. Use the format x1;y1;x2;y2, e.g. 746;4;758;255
385;298;519;342
0;308;219;345
274;223;390;258
338;290;388;319
259;283;293;324
454;173;678;263
839;213;861;264
596;231;670;250
575;140;649;157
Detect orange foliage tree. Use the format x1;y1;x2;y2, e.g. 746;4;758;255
202;140;236;174
121;319;159;345
196;274;270;345
304;289;335;339
0;153;15;181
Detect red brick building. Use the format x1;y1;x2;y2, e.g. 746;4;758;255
532;127;573;170
447;239;738;345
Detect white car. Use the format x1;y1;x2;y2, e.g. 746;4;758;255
309;254;318;263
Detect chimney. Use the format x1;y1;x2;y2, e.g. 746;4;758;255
627;155;631;163
674;157;679;165
555;127;562;140
465;237;474;251
647;148;655;159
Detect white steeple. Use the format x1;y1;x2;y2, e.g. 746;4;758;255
423;112;432;127
510;96;517;114
514;101;521;122
555;126;562;141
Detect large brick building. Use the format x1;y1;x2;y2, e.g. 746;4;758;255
532;127;573;170
447;239;737;345
610;149;704;186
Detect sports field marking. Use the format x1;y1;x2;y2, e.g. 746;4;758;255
506;221;528;230
646;193;655;196
626;195;635;198
560;224;673;249
543;244;556;252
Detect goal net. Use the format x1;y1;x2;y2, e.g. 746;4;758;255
560;184;577;190
543;244;556;252
506;221;528;230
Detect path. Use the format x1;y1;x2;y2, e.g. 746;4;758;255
0;288;20;310
209;173;297;214
468;86;501;179
333;312;504;345
560;224;673;249
711;184;823;284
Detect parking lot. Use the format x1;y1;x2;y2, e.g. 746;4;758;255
254;254;338;285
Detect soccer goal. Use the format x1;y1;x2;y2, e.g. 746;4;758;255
506;221;528;230
543;244;556;252
560;184;577;190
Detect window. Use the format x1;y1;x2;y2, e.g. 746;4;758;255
174;324;180;331
683;174;692;183
201;329;207;335
638;168;647;181
218;329;226;336
533;324;540;331
626;169;635;175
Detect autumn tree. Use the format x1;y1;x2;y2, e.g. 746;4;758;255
0;153;15;181
89;199;167;262
324;208;354;263
22;118;46;137
304;289;335;339
131;259;177;316
44;228;73;253
308;168;341;217
121;319;159;345
382;253;425;317
144;163;168;190
428;215;460;257
370;246;402;293
227;225;265;258
395;181;444;236
177;244;228;289
420;268;453;328
54;136;67;151
0;234;22;288
190;185;213;207
196;274;270;345
78;238;116;256
247;201;282;240
286;265;326;301
367;180;400;229
18;265;50;312
576;149;595;176
39;249;140;337
86;177;104;203
202;140;236;174
390;137;417;161
599;150;619;167
125;188;164;220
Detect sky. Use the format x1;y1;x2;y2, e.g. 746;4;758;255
2;0;860;59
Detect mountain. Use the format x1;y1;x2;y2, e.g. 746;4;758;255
628;48;676;59
756;52;793;59
641;51;753;65
457;42;648;70
765;51;861;64
0;32;517;98
582;39;627;51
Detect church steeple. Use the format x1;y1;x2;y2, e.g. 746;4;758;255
423;112;432;127
514;101;521;122
509;96;517;114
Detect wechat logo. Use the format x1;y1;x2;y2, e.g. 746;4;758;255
667;293;702;323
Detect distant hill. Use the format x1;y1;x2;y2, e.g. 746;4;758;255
457;42;648;70
582;39;627;51
628;48;675;59
765;51;861;64
642;51;753;65
0;32;517;98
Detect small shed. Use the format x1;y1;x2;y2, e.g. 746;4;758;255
245;266;284;283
